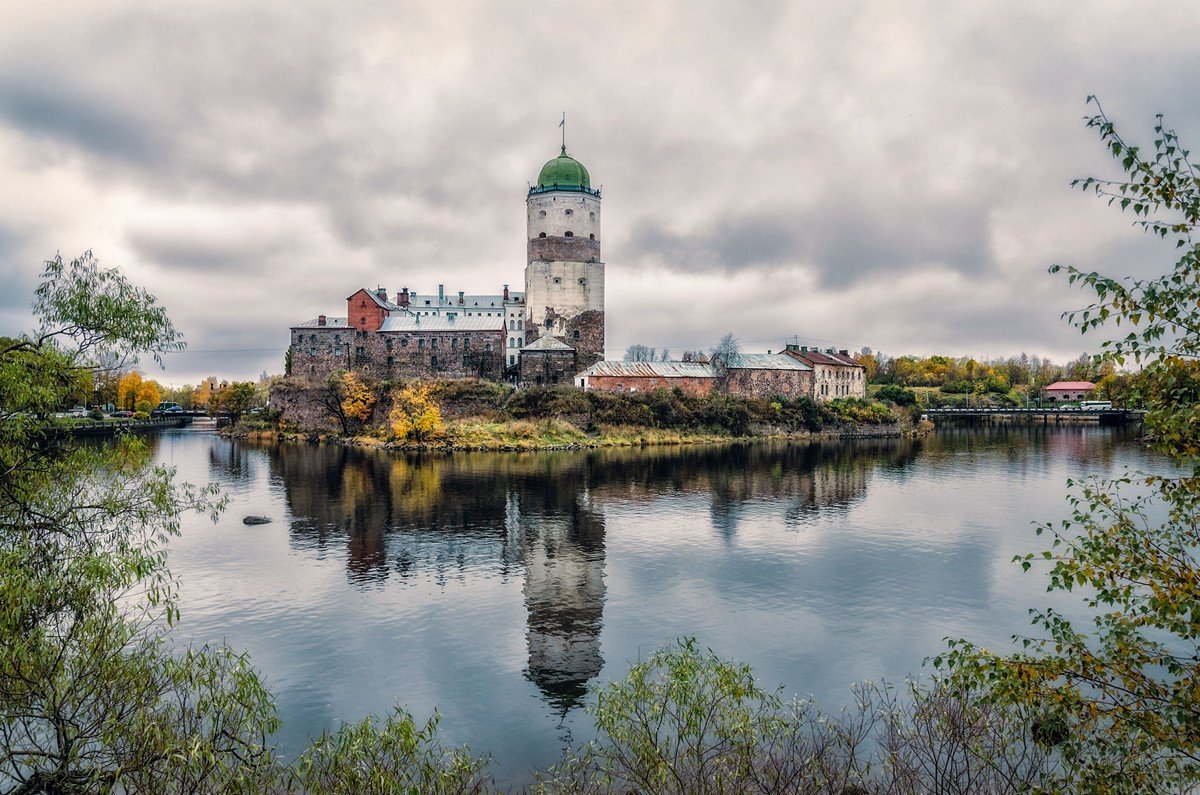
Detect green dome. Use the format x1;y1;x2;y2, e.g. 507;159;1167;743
536;147;590;190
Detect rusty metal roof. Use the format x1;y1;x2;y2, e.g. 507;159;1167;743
580;361;717;378
727;353;812;371
1044;381;1096;391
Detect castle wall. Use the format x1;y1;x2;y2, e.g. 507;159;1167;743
289;326;504;382
726;368;812;399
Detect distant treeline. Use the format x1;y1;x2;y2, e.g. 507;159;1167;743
857;351;1126;394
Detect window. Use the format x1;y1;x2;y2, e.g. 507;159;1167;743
430;356;437;367
463;338;470;348
431;338;438;349
401;338;408;348
517;319;523;330
508;339;515;348
462;355;470;367
539;210;546;217
590;212;595;220
418;339;425;348
538;232;547;238
485;342;492;352
564;231;574;237
589;233;595;240
387;356;394;367
309;347;316;356
386;338;393;349
360;317;366;325
355;346;364;357
360;300;366;307
509;319;515;330
553;277;561;284
578;278;586;285
509;354;515;365
564;209;573;216
573;330;580;339
451;338;457;349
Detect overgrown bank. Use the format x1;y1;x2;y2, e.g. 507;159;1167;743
253;376;924;449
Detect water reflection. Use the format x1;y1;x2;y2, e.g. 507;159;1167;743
237;437;937;712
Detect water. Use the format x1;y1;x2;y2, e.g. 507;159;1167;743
148;424;1166;785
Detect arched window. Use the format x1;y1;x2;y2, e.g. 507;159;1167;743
360;317;365;325
590;212;595;220
517;319;523;330
589;233;595;240
538;232;547;238
508;339;515;348
564;209;573;216
564;231;574;237
539;210;546;217
509;319;515;330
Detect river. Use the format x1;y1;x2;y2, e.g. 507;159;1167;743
150;424;1165;785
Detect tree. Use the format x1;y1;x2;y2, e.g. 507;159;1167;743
134;375;162;409
338;372;376;434
389;382;443;443
623;344;657;362
212;381;258;422
942;102;1200;790
117;369;142;410
0;253;277;791
709;332;740;376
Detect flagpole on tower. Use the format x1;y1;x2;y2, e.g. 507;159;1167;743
560;112;566;154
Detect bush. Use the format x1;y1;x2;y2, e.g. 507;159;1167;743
876;384;917;407
132;410;149;420
536;639;1056;794
87;408;104;420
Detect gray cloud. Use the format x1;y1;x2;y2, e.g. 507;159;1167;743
1;2;1198;382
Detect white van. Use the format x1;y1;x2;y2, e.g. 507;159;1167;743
1079;400;1113;410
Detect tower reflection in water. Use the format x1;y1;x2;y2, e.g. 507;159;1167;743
253;439;921;714
267;445;607;712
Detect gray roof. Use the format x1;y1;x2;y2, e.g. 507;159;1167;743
727;353;813;371
292;317;349;329
406;291;525;310
522;334;575;352
378;315;503;333
580;361;717;378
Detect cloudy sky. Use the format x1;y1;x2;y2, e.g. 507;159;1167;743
1;2;1197;384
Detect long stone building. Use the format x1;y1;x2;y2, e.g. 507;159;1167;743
289;142;605;382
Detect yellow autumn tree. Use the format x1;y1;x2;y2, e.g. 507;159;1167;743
116;371;142;410
135;378;162;409
338;372;376;434
388;382;443;443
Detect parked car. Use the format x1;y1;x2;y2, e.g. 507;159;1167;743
110;410;134;418
67;406;87;418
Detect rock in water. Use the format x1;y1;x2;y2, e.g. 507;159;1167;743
242;515;272;525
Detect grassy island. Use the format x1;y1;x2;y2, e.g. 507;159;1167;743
246;377;925;450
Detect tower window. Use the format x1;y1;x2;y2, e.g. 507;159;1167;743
553;277;562;284
589;234;595;240
590;212;595;220
539;210;546;217
538;232;547;238
564;231;574;237
564;209;573;216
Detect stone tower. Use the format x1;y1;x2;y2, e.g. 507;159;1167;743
524;146;604;367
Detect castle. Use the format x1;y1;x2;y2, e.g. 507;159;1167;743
289;143;604;386
288;139;869;401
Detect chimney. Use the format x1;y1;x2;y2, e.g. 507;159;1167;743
458;290;464;305
839;349;849;356
375;286;388;302
503;283;510;301
800;346;808;352
318;315;326;326
767;349;772;355
438;284;445;303
398;287;410;307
